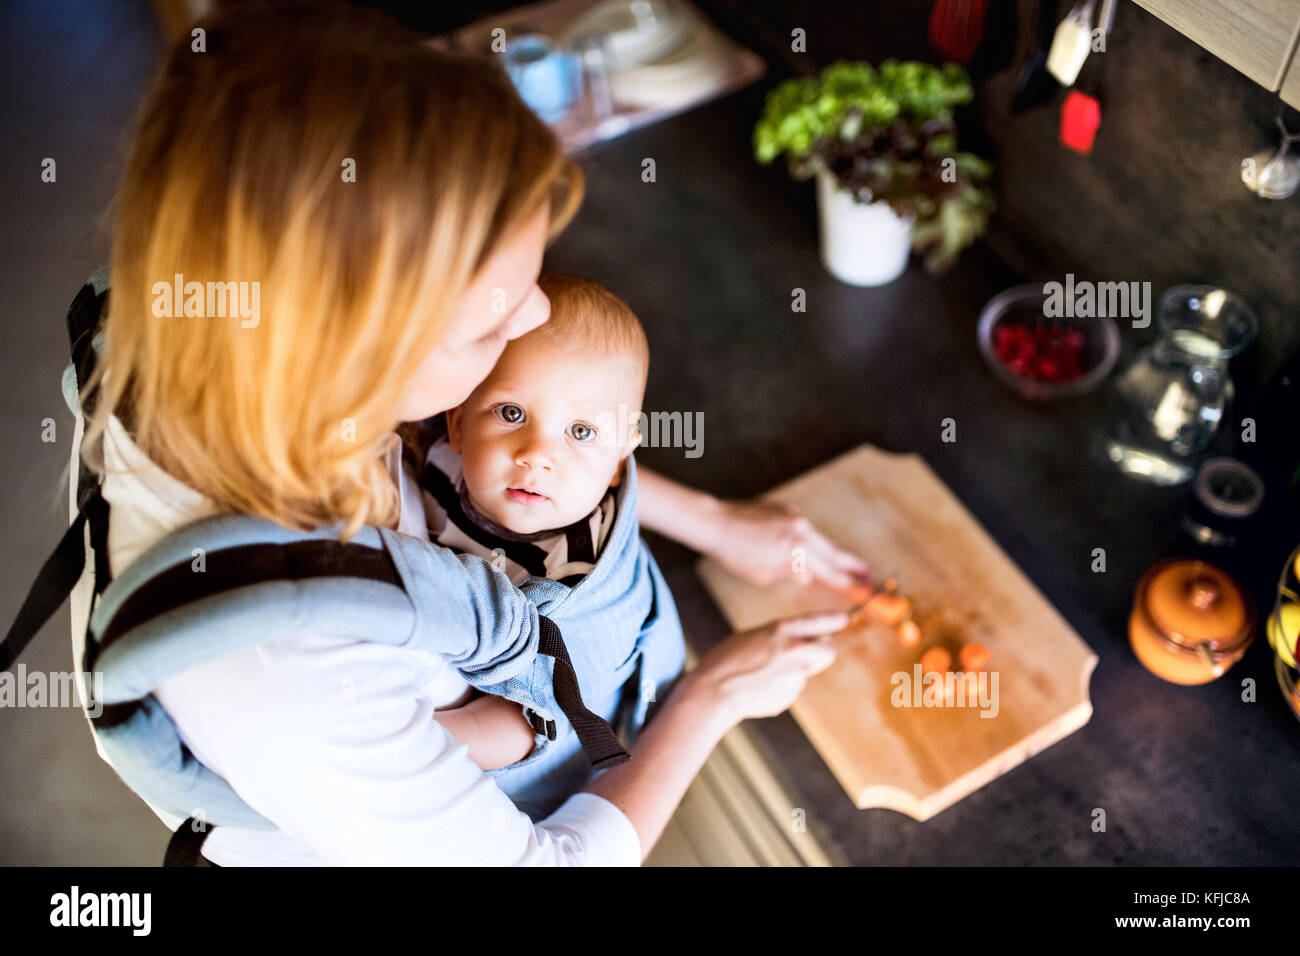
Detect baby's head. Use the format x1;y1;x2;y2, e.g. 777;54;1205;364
446;275;648;534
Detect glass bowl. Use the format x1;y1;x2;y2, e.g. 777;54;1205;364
977;284;1121;401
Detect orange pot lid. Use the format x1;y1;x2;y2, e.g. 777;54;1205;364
1140;559;1252;651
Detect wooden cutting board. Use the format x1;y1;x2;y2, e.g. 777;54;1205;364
696;444;1098;821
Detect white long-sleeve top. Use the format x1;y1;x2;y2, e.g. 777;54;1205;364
66;412;641;866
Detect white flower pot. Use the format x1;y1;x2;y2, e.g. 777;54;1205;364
815;169;914;286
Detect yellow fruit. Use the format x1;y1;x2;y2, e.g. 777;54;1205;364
1268;604;1299;669
1293;549;1300;584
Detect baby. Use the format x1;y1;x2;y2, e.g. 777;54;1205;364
409;274;685;820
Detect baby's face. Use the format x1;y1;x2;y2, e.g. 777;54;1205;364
447;332;643;535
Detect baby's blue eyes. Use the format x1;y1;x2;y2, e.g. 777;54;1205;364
489;403;597;442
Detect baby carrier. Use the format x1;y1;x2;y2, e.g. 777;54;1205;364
0;273;678;865
401;419;688;821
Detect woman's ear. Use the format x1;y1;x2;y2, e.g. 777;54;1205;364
446;406;464;452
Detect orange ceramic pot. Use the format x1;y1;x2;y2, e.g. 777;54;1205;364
1129;559;1255;685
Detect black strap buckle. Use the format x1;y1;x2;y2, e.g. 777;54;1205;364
523;707;557;740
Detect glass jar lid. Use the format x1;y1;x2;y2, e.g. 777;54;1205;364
1137;559;1254;653
1195;457;1264;518
1156;286;1258;360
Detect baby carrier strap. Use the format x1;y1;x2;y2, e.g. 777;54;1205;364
79;512;630;838
0;274;108;674
83;513;631;764
85;518;410;724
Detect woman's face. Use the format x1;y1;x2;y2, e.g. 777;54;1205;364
395;205;552;422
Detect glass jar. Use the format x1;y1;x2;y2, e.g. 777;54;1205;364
1107;286;1258;485
1266;544;1300;723
1129;559;1255;684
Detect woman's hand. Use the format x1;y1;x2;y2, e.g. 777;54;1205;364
584;609;847;858
636;468;873;595
685;610;848;726
704;498;873;594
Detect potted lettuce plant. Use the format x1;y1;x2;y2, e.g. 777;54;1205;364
754;60;994;285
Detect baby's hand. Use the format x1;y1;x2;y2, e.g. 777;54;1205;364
433;693;537;771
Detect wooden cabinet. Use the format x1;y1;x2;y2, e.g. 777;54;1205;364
1285;47;1300;106
1132;0;1300;92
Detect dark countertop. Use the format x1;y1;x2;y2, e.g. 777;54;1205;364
542;78;1300;865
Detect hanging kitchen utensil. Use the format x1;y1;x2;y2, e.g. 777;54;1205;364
1060;88;1101;152
1011;0;1061;113
928;0;990;65
1059;0;1113;153
1046;0;1096;86
1242;110;1300;200
1098;0;1116;42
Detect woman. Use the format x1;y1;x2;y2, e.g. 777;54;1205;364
76;4;869;865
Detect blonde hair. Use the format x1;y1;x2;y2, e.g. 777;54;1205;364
84;2;583;537
530;274;649;404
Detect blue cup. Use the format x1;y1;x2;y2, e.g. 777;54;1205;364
503;34;580;123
